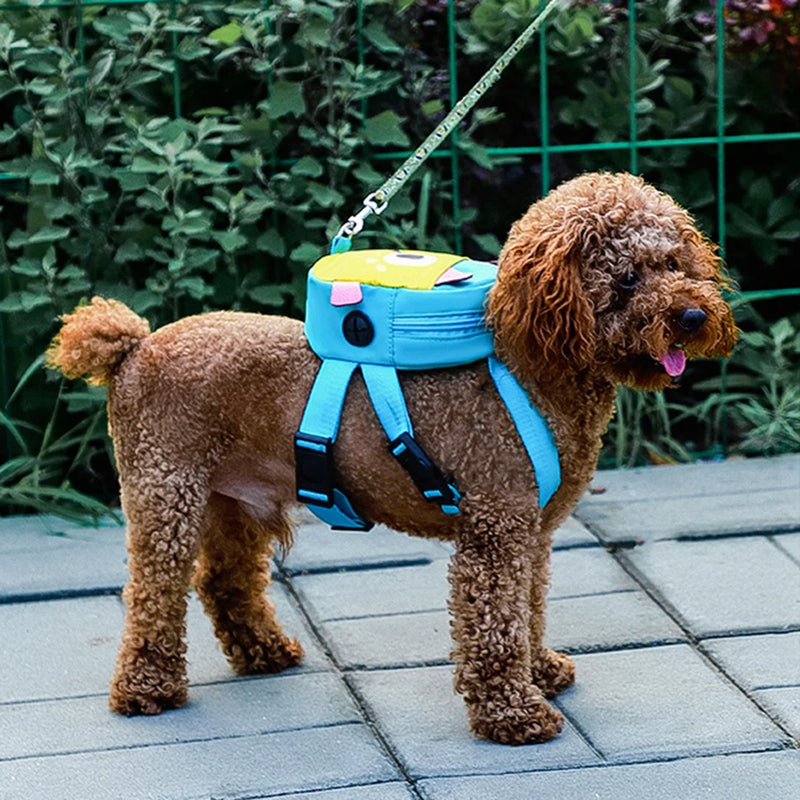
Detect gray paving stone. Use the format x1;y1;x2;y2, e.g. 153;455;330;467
350;666;600;778
557;645;787;762
552;516;599;549
321;610;451;669
753;687;800;737
279;519;452;574
549;547;638;599
293;561;449;622
282;514;596;576
547;591;686;654
0;672;361;761
0;514;122;544
701;632;800;691
418;750;800;800
578;455;800;542
0;724;398;800
579;488;800;542
1;586;327;706
624;537;800;637
292;543;621;629
260;785;416;800
317;589;685;670
0;595;123;702
775;531;800;564
585;454;800;502
0;517;127;599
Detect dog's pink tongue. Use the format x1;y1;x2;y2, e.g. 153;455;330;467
661;348;686;377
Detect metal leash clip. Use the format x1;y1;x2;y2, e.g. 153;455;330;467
335;192;388;240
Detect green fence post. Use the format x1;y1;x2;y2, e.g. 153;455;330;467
716;0;729;454
357;0;367;121
715;0;726;254
539;0;550;194
627;0;638;175
447;0;463;253
76;0;86;67
170;0;182;118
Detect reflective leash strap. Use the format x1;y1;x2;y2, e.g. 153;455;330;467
333;0;563;251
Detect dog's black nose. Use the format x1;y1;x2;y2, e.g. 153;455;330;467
677;308;707;334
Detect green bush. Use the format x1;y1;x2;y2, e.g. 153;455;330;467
1;0;798;514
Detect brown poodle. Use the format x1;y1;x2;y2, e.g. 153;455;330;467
47;173;737;745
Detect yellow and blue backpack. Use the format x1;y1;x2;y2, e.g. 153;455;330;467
295;249;560;531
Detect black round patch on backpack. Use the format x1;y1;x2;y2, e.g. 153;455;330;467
342;310;374;347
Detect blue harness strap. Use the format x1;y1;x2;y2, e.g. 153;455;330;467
361;363;462;515
296;360;463;529
488;356;561;507
360;363;414;441
295;359;372;531
297;358;357;441
296;355;560;530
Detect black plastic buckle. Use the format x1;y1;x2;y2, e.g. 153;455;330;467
388;432;461;509
294;433;335;508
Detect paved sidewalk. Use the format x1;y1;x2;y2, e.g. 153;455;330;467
1;455;799;799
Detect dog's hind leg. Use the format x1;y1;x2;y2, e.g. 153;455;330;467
448;493;564;745
109;468;209;716
193;494;303;676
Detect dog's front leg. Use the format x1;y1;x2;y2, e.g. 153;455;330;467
448;495;564;745
528;524;576;699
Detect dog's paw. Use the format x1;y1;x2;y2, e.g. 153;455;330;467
467;695;564;745
109;676;188;716
229;635;304;676
108;646;189;716
532;648;576;698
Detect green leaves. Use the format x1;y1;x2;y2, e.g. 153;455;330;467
1;0;798;517
364;110;410;147
726;172;800;265
208;22;244;46
6;226;70;248
0;291;51;313
248;283;293;307
717;315;800;457
268;80;306;119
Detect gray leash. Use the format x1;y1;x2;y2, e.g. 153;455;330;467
332;0;563;252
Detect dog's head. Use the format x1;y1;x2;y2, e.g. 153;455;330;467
488;172;738;390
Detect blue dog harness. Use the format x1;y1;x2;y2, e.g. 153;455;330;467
295;249;561;531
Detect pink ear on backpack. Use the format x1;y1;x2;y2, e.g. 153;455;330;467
435;267;473;286
330;281;364;306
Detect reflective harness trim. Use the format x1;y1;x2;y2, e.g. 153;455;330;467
294;357;561;531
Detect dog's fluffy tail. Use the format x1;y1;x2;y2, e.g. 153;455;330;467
46;297;150;386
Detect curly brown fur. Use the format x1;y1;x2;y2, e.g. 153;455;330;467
47;172;737;744
47;297;150;386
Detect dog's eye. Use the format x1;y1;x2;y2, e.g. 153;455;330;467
666;259;679;272
619;271;639;290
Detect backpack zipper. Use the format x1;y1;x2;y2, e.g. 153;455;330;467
394;311;487;337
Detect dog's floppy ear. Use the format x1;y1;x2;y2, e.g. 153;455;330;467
488;217;595;380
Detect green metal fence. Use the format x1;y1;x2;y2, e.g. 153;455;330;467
2;0;800;271
1;0;799;462
2;0;799;263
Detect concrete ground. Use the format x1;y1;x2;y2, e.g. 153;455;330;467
1;454;799;799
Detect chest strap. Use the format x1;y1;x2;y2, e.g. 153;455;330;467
487;356;560;507
294;358;560;531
